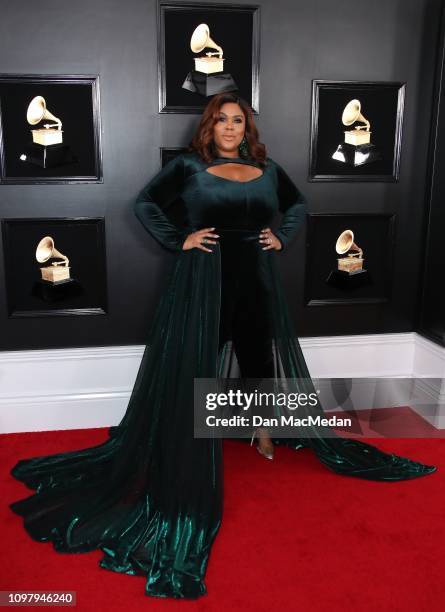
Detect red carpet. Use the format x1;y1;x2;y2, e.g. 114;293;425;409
2;428;445;611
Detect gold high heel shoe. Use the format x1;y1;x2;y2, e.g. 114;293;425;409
250;427;274;460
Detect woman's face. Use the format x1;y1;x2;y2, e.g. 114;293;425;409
212;102;246;156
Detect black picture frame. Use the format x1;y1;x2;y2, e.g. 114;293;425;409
158;1;260;114
0;74;103;184
160;146;188;167
1;217;108;318
309;81;405;182
304;213;396;306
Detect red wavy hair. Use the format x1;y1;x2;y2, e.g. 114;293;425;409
189;93;267;166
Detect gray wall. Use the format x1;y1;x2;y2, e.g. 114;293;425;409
0;0;442;350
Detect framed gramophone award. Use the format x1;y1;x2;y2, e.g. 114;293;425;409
158;2;260;113
0;74;103;184
304;213;396;306
309;81;405;182
1;217;108;318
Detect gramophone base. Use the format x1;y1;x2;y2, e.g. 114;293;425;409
331;143;381;167
20;143;77;169
326;268;373;290
31;278;84;303
182;70;238;96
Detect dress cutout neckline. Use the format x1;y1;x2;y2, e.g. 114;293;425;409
205;157;264;184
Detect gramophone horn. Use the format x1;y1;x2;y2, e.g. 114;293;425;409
26;96;62;128
342;99;370;131
190;23;223;57
36;236;69;266
335;229;362;257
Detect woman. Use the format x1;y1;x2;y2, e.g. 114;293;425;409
9;93;436;600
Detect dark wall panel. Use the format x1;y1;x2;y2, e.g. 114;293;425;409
418;3;445;346
0;0;442;350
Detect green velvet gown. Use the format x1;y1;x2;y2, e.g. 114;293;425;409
9;151;437;600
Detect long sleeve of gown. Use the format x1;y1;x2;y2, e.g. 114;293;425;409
134;154;189;252
273;161;307;251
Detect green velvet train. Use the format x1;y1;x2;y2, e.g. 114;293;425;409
9;152;436;600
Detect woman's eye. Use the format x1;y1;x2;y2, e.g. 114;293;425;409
218;117;225;122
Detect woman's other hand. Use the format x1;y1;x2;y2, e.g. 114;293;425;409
182;227;219;252
259;227;282;251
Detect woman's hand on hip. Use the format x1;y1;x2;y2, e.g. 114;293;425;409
259;227;282;251
182;227;219;252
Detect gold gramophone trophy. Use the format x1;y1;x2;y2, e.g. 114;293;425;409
326;229;372;289
182;23;238;96
19;96;76;168
32;235;83;302
331;99;381;166
36;236;71;282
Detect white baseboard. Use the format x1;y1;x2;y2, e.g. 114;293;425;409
1;333;444;434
